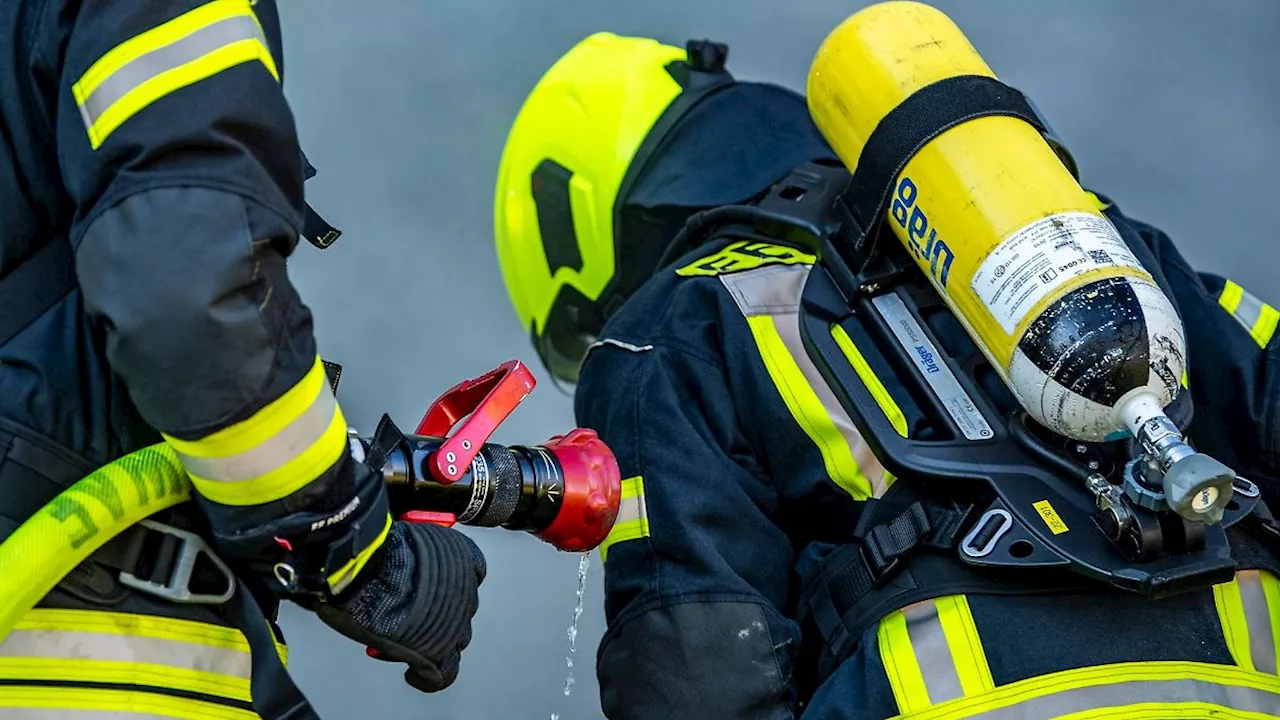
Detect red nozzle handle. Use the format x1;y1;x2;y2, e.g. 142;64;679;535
535;428;622;553
399;510;457;528
417;359;536;485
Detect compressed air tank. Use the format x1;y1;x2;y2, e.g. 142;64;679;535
806;1;1187;447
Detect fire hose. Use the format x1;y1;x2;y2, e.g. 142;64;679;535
0;359;621;644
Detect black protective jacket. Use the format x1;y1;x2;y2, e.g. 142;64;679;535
577;81;1280;719
0;1;376;715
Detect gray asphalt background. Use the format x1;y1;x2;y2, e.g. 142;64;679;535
271;1;1280;717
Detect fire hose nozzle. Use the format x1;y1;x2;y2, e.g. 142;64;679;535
352;359;622;553
532;428;622;553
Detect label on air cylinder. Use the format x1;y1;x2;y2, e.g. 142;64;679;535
972;212;1146;335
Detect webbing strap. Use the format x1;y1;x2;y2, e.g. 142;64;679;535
0;239;77;348
220;578;321;720
843;74;1049;250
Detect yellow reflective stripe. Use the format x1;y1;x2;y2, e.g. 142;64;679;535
1263;572;1280;676
723;264;889;498
879;606;933;713
326;512;392;595
887;661;1280;720
599;476;649;562
1220;280;1246;315
748;314;873;500
1237;571;1279;675
0;658;249;703
1217;280;1278;348
164;355;349;506
72;0;278;149
0;685;258;719
15;608;285;660
934;596;994;697
1252;305;1280;349
1053;702;1278;720
881;596;993;712
1216;570;1280;675
1216;576;1254;671
831;324;908;438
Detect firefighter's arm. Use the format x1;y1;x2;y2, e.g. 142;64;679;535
48;1;486;691
1101;198;1280;490
576;340;800;720
50;0;390;595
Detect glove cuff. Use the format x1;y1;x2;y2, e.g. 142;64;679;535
210;461;393;599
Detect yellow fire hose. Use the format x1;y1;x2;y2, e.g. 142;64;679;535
0;442;191;644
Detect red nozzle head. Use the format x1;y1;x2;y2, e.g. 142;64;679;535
536;428;621;553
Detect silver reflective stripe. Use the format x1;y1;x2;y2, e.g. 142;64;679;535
721;265;892;497
0;628;253;680
78;15;268;131
1234;289;1266;334
1238;570;1278;675
902;600;965;705
970;679;1280;719
174;384;337;482
616;492;648;526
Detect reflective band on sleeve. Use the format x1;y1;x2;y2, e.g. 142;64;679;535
1219;280;1280;349
1216;571;1280;676
164;355;349;506
72;0;279;149
722;263;892;499
599;476;649;562
0;608;287;710
879;596;994;713
890;661;1280;719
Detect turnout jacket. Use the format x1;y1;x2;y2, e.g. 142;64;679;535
576;84;1280;720
0;1;380;715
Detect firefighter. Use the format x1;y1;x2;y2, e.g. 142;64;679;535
494;32;1280;719
0;1;485;717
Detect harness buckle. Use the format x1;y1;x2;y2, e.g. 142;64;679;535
117;519;236;604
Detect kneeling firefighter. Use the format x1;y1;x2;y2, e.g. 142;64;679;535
495;4;1280;719
0;0;576;717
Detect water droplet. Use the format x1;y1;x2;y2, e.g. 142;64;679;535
550;553;592;717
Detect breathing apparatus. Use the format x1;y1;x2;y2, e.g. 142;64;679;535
670;1;1279;600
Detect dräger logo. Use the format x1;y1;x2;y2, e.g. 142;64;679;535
914;344;941;374
891;177;956;289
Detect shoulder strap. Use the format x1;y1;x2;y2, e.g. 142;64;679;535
0;238;77;348
842;74;1059;260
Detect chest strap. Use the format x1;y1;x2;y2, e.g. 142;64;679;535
0;238;77;348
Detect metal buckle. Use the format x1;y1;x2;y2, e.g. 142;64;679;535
117;519;236;604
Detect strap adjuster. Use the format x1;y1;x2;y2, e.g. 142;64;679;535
861;502;931;585
117;519;236;604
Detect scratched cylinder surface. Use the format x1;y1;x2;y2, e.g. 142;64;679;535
806;0;1185;441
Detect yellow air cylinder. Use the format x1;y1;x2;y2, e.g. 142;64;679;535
807;0;1187;448
807;1;1237;524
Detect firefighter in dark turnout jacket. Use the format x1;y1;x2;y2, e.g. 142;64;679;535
494;32;1280;719
0;1;484;716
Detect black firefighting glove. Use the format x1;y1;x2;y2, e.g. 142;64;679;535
201;451;487;693
314;520;488;692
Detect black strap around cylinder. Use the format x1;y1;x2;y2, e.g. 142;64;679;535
842;74;1049;245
